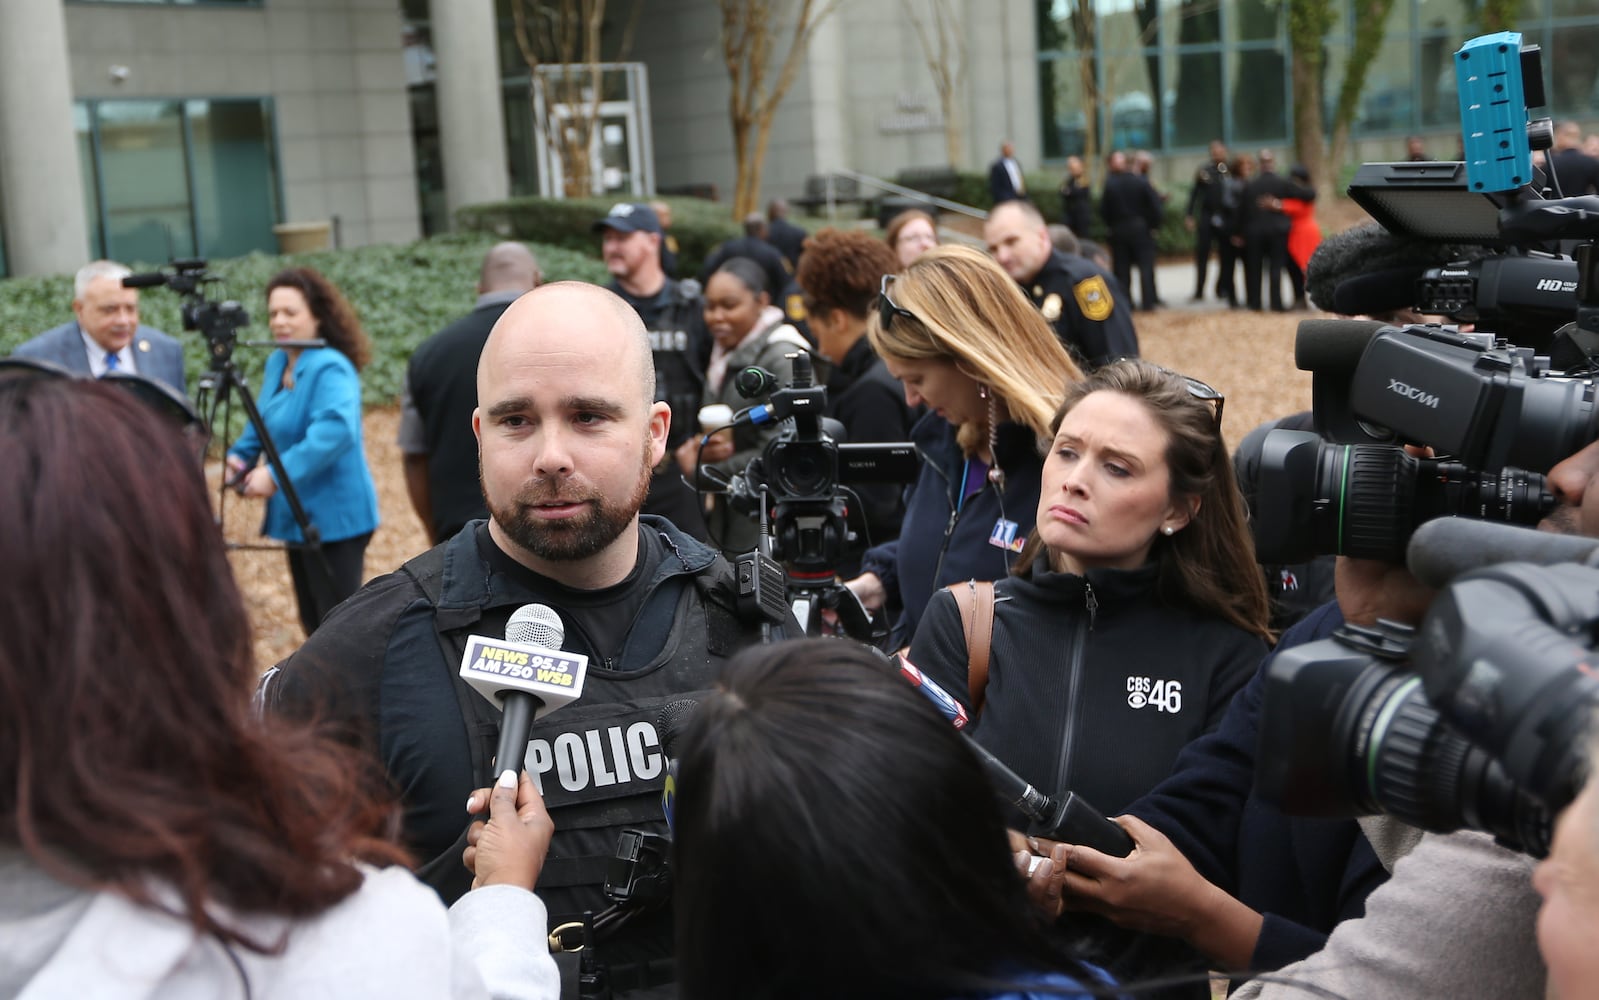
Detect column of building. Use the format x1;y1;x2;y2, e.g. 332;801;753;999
0;0;89;276
428;0;511;225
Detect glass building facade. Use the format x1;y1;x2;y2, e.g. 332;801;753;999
1038;0;1599;159
74;98;281;264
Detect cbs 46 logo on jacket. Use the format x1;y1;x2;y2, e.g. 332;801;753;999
1126;676;1182;713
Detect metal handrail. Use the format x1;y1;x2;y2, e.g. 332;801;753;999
817;167;988;222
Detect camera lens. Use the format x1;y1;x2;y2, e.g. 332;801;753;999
1253;430;1554;564
775;441;834;499
1259;627;1552;856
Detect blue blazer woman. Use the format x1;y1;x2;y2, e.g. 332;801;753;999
228;346;379;545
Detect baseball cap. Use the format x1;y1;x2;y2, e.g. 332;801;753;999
593;202;662;236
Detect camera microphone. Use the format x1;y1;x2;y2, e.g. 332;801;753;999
458;603;588;777
1294;319;1390;374
121;272;169;289
1407;517;1599;588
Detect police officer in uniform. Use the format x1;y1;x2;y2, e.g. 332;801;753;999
1185;140;1230;303
594;202;712;540
260;284;787;997
1100;150;1163;311
984;200;1139;370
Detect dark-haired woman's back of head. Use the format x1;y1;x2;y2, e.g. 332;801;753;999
671;639;1102;1000
0;373;403;952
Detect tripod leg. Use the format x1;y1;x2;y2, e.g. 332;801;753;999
219;367;338;604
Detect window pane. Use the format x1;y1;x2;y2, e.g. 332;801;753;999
1418;34;1459;128
186;99;279;259
96;101;194;264
1168;49;1224;148
504;86;540;197
1038;0;1082;52
1548;24;1599;115
1165;0;1221;46
1230;46;1287;142
1352;32;1417;135
1104;53;1159;150
1040;55;1091;158
1226;0;1280;42
75;103;103;259
1098;0;1158;51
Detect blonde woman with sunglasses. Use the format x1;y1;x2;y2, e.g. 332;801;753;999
845;245;1081;649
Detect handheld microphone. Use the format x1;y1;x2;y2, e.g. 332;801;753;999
896;655;1134;857
459;603;588;777
1407;517;1599;588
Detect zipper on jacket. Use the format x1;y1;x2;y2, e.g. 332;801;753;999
1054;591;1092;795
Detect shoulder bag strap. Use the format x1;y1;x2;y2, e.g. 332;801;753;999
946;579;997;715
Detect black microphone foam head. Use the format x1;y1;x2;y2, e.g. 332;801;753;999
656;699;701;758
1306;222;1489;315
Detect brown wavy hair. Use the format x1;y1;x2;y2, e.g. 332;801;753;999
0;373;407;952
1021;360;1272;641
796;228;899;319
267;266;372;370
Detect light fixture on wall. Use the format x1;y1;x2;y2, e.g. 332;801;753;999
108;65;131;84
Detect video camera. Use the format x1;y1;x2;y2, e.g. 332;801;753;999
1251;32;1599;564
1250;33;1599;855
700;351;918;639
1256;521;1599;858
123;258;252;367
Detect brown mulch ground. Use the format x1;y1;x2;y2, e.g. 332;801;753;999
229;307;1319;672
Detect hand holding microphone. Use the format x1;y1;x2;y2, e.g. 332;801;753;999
463;769;554;892
458;603;589;782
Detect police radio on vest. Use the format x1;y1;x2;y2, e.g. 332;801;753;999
459;633;587;719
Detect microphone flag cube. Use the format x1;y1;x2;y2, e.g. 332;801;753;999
459;635;587;721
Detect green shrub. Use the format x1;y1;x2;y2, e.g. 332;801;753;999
457;194;744;281
0;232;610;408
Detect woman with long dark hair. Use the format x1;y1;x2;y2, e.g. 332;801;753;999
225;266;380;634
908;360;1270;995
0;371;557;998
671;639;1114;1000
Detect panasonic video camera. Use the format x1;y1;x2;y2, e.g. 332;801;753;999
1251;32;1599;564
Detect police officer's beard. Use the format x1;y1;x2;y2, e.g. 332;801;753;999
489;442;654;562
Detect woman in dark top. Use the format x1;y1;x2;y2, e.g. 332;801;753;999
795;227;917;574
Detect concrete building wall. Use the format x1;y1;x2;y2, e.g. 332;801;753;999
63;0;420;248
633;0;1038;209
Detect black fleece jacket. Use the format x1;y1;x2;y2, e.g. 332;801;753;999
909;556;1266;818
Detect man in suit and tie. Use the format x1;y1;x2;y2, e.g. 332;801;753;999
989;141;1026;205
11;260;186;394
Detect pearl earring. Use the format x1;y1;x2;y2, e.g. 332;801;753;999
1163;526;1175;536
978;384;990;399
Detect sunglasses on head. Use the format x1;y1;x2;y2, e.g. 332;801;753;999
877;274;919;331
1178;373;1225;429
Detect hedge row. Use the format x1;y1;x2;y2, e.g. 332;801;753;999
457;195;746;282
0;232;611;407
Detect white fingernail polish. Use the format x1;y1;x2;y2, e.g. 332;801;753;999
497;769;517;789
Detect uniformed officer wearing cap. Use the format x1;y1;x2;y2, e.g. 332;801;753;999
983;200;1138;371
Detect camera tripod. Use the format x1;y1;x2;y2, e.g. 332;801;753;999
129;261;331;581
